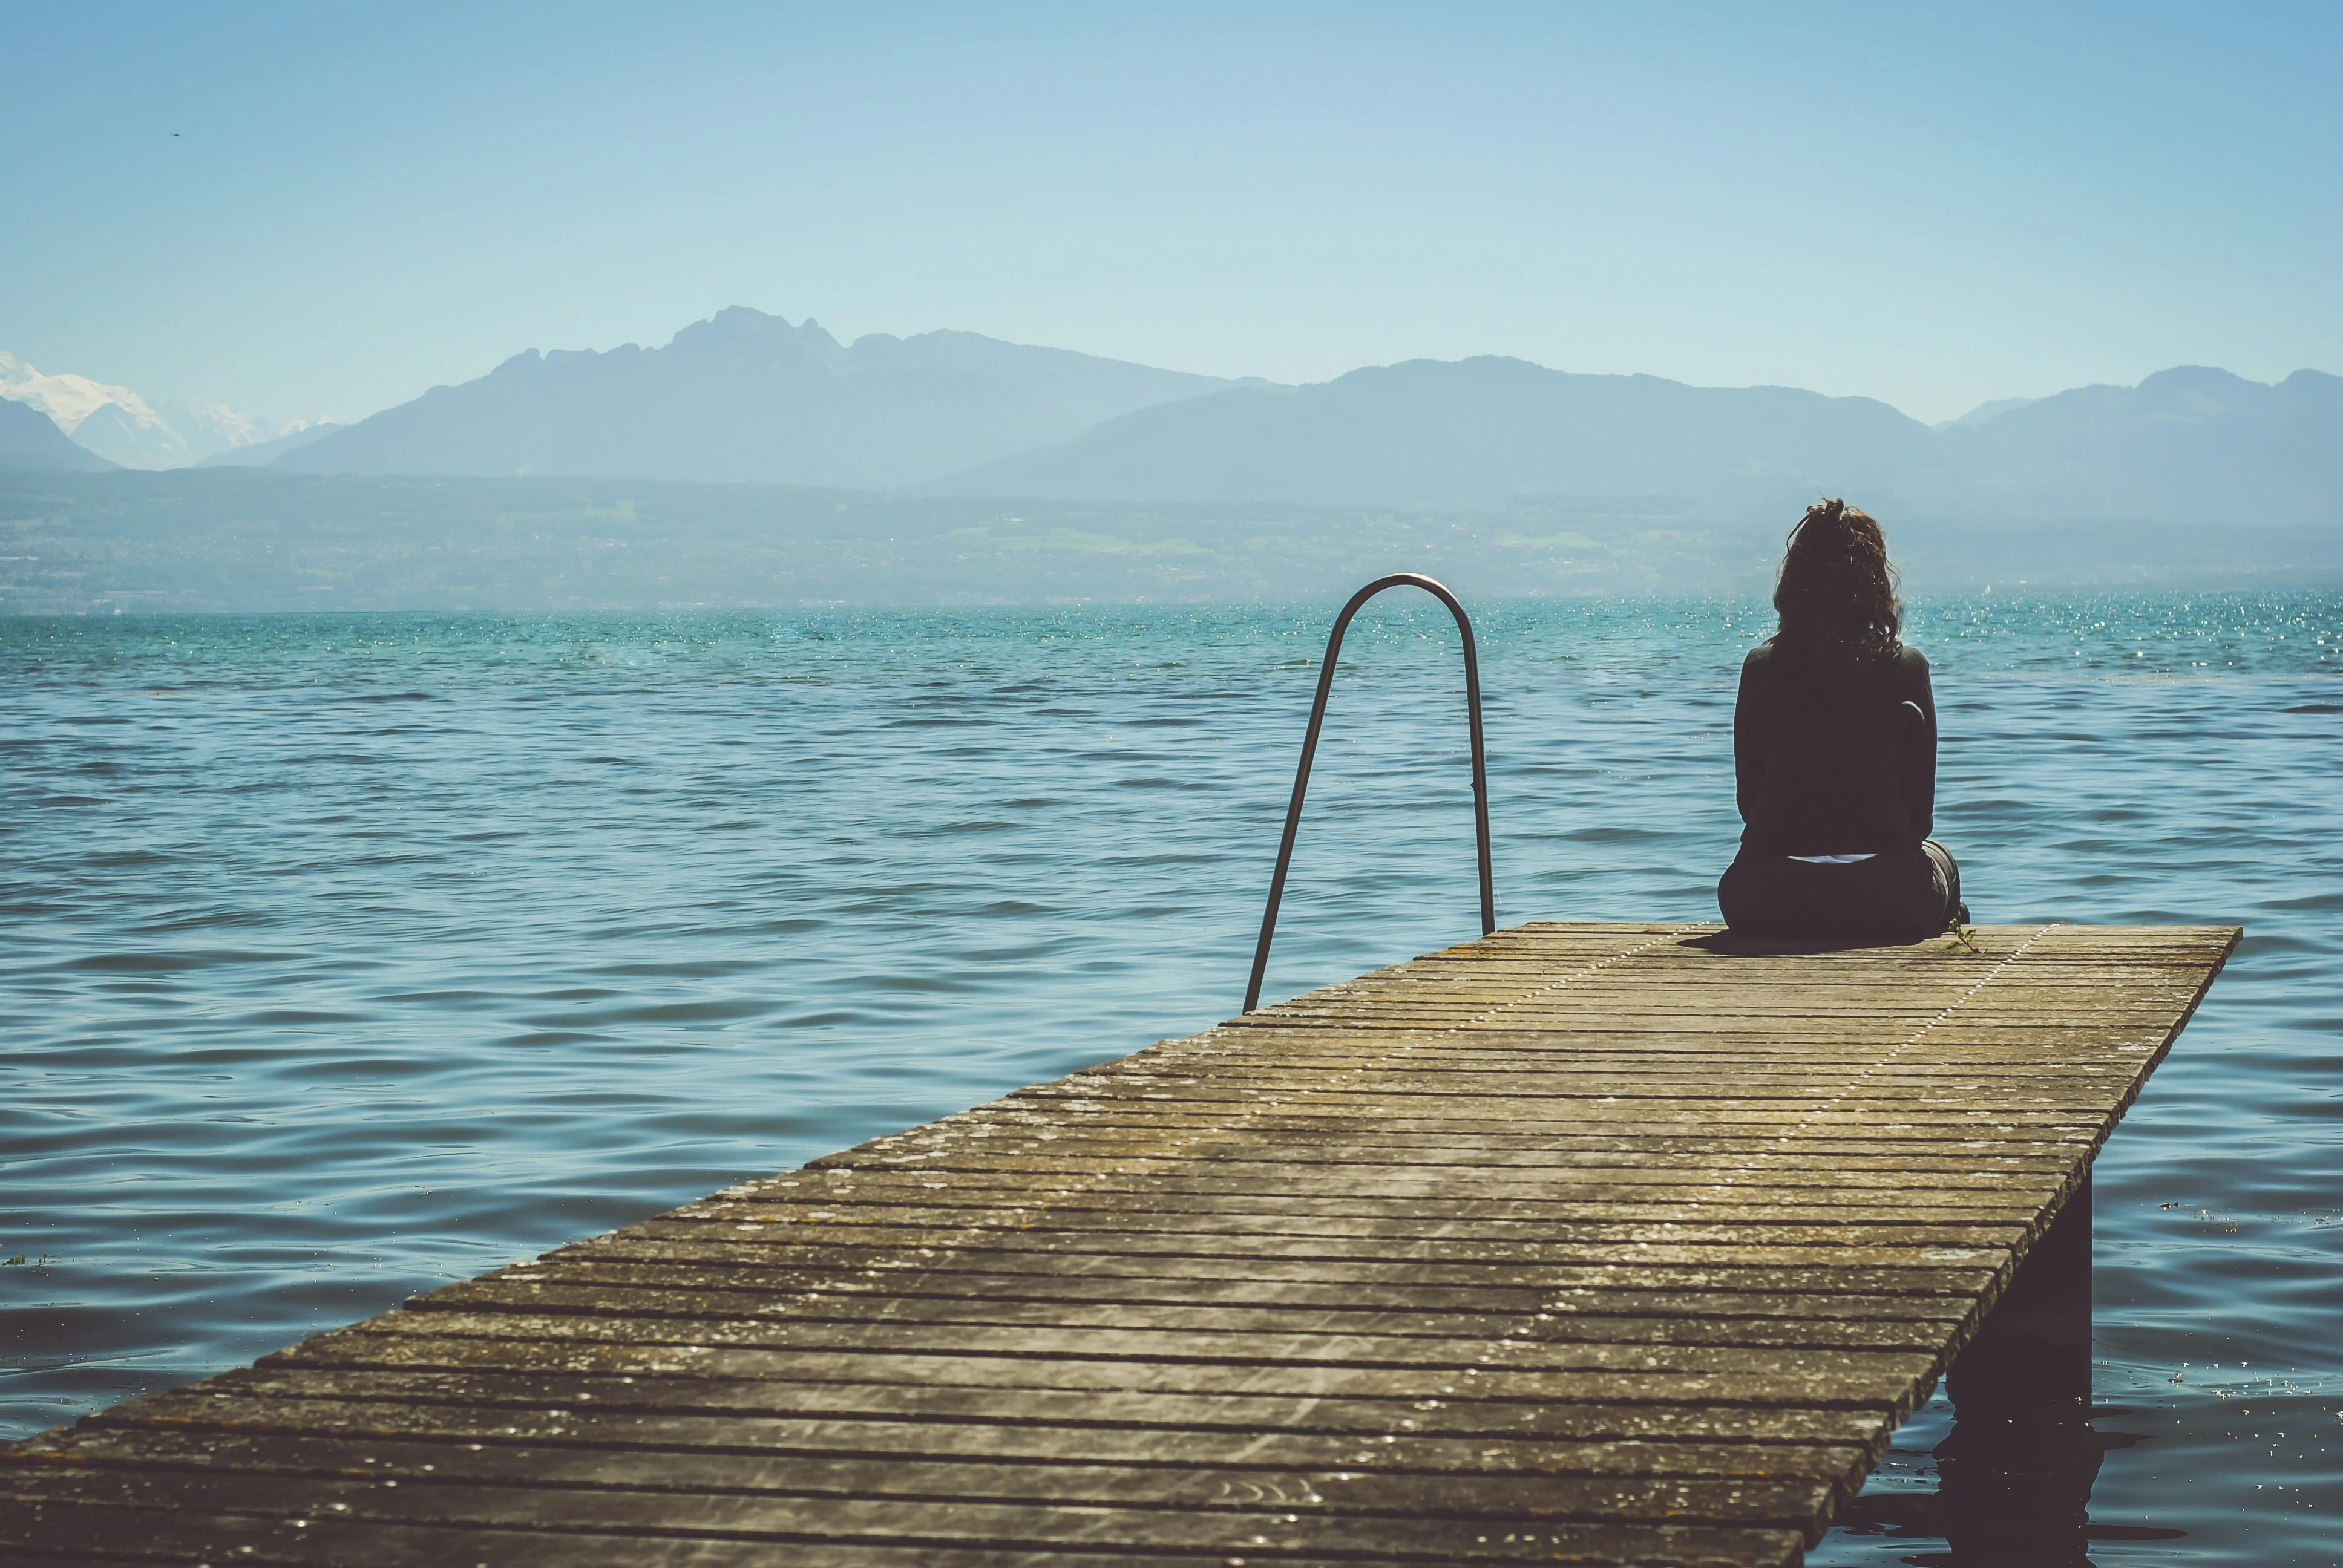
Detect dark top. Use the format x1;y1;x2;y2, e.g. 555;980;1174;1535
1734;638;1936;856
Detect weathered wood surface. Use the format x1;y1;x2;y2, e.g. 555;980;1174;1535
1;921;2236;1566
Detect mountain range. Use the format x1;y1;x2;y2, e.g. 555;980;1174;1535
954;358;2343;523
7;310;2339;525
948;358;1932;514
1921;365;2343;521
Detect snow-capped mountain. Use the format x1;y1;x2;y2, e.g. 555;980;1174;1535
0;351;189;466
195;420;342;467
0;351;324;469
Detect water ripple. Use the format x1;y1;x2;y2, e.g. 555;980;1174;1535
3;595;2339;1561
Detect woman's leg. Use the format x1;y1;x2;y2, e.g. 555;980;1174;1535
1719;851;1811;936
1717;851;1768;934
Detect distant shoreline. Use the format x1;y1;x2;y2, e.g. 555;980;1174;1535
4;469;2341;616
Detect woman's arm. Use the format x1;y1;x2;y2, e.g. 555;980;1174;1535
1899;648;1937;842
1734;648;1764;827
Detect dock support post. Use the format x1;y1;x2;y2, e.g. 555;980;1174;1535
1948;1173;2092;1413
1935;1174;2100;1564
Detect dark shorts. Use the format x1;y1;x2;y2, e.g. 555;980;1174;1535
1717;840;1962;944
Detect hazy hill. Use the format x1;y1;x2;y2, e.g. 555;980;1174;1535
942;356;1936;514
279;308;1233;488
942;358;2343;524
1928;366;2343;521
0;397;116;471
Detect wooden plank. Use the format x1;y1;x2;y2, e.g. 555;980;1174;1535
546;1241;2009;1298
1;920;2235;1566
0;1492;1802;1568
122;1364;1898;1443
254;1333;1948;1417
73;1394;1875;1478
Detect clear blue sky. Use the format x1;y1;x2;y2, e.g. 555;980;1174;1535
4;1;2337;426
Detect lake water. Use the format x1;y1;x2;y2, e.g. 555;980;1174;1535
4;595;2338;1564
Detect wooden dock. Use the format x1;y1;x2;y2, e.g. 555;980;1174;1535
2;920;2236;1567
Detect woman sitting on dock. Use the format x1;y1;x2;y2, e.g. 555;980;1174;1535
1719;498;1967;942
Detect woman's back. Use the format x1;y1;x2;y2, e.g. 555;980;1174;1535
1734;638;1935;857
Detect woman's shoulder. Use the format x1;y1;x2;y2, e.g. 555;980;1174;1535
1881;641;1933;699
1741;636;1927;681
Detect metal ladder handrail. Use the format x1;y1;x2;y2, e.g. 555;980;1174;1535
1244;573;1493;1013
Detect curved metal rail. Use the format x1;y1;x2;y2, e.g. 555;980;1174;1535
1244;573;1493;1013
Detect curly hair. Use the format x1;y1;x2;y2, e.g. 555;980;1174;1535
1772;498;1902;662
